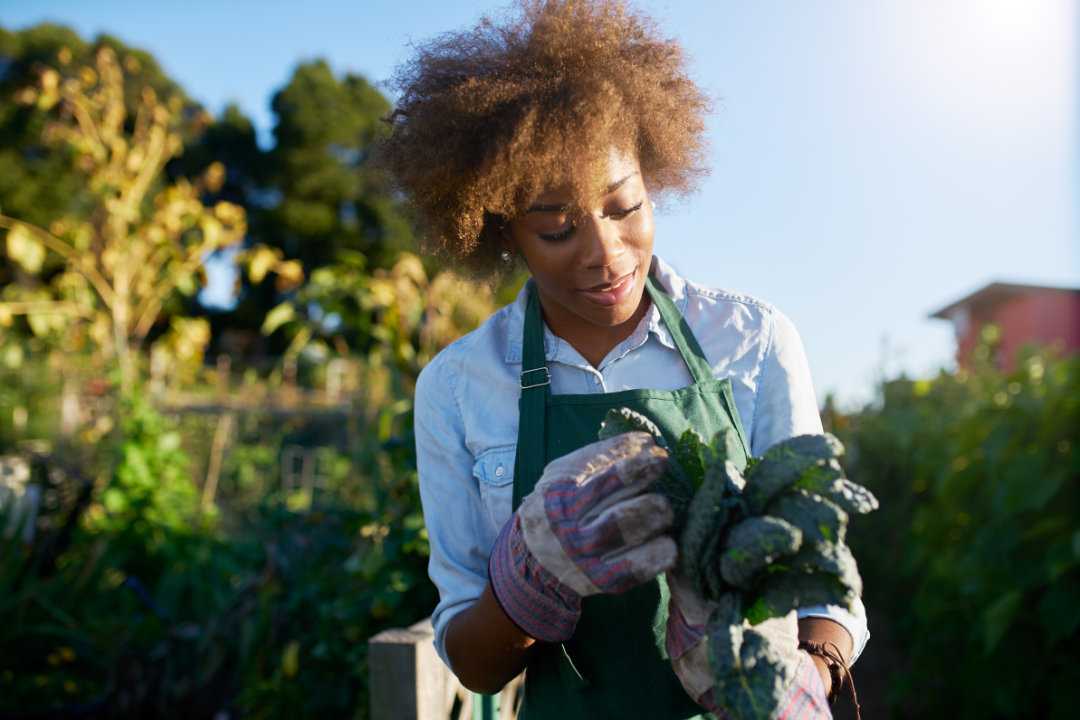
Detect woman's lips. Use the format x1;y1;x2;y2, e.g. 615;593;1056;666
578;269;637;307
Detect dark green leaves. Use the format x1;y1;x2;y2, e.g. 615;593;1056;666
706;593;743;680
762;433;844;462
767;489;849;549
676;429;706;490
757;570;853;621
743;433;845;514
719;517;803;588
598;408;694;526
595;411;878;719
707;593;800;720
681;463;734;599
598;407;665;444
787;541;863;597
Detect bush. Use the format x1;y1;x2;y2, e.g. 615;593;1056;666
835;343;1079;719
0;397;435;719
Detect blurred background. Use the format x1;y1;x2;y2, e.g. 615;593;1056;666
0;1;1076;718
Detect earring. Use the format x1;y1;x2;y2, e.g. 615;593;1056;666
650;200;656;211
501;251;513;262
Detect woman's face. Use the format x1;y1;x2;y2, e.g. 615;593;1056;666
501;151;655;340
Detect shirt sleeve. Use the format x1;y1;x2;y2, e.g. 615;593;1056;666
749;307;823;456
751;306;871;664
414;353;497;667
797;600;870;665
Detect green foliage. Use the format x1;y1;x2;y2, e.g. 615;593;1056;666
262;252;498;398
836;346;1080;719
101;399;199;530
0;24;418;365
0;402;435;718
209;60;414;349
267;60;406;267
676;429;706;490
0;21;493;720
599;408;877;720
598;407;695;524
0;23;203;293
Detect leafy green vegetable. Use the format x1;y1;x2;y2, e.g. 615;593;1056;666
598;407;665;445
757;569;853;620
787;541;863;597
719;517;803;588
743;455;825;515
676;429;706;490
794;459;879;516
682;468;732;599
598;408;694;527
598;410;877;720
767;488;849;549
720;629;794;720
761;433;844;462
706;593;743;679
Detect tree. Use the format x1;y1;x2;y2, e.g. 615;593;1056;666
0;46;246;394
193;60;415;357
266;60;408;271
0;23;205;297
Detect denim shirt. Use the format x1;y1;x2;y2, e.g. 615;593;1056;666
414;256;869;667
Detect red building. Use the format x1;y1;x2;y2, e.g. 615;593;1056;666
931;282;1080;371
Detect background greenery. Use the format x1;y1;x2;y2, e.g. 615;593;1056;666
0;21;1076;720
828;330;1079;720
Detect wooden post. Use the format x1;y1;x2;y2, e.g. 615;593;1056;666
280;444;304;495
326;358;344;405
149;342;166;400
59;379;79;440
282;358;297;408
167;357;180;407
201;412;235;513
12;406;26;439
369;618;522;720
216;354;231;406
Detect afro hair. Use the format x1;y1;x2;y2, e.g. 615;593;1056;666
373;0;713;283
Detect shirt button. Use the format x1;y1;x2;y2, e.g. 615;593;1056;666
594;376;600;385
495;466;504;477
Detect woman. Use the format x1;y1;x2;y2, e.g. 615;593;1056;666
374;1;868;718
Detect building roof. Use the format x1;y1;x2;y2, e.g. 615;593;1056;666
930;282;1080;320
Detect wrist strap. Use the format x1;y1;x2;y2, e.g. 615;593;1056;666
799;640;861;719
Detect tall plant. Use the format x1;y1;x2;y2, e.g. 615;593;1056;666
836;332;1079;719
0;46;245;393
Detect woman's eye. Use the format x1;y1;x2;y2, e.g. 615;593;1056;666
609;201;644;219
539;226;574;241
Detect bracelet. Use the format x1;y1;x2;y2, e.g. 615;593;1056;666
798;640;861;720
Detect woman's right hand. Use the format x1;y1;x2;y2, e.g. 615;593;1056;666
488;431;678;643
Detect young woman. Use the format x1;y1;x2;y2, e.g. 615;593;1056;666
374;2;868;717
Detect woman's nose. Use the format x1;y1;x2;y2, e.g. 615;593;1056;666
578;215;624;268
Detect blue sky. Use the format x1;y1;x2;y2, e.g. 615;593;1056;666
2;0;1076;407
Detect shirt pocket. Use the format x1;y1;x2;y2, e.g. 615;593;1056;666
473;447;516;535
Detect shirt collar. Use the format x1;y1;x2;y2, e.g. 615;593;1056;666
504;254;689;364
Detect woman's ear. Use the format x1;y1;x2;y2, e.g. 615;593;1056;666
499;222;517;254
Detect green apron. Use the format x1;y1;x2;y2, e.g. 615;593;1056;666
512;275;751;720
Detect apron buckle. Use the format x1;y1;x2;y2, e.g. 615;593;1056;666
520;367;552;389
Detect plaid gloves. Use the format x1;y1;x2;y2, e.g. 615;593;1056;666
489;432;678;642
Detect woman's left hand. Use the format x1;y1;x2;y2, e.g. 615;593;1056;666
665;570;833;720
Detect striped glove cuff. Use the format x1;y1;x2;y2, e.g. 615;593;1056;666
489;513;582;644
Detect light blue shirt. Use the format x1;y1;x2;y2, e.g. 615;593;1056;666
414;255;869;667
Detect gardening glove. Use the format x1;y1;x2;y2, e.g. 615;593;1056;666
666;570;832;720
489;431;678;643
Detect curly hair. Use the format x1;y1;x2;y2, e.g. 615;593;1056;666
372;0;713;283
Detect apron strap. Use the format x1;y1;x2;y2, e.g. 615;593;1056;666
645;276;715;385
513;274;717;508
514;285;551;509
